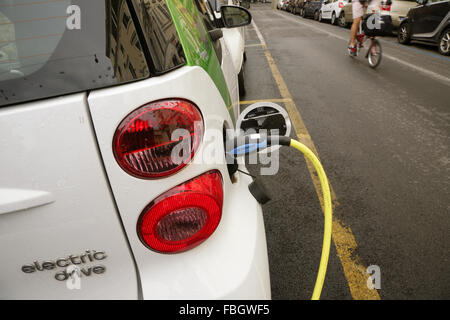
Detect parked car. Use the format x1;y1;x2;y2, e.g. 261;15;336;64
0;0;270;299
287;0;297;11
277;0;286;9
338;0;353;27
398;0;450;56
319;0;349;25
214;0;248;96
380;0;418;28
292;0;307;14
302;0;325;20
287;0;295;11
338;0;413;29
282;0;292;10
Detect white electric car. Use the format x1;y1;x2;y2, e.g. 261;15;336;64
212;0;248;99
319;0;348;25
0;0;270;299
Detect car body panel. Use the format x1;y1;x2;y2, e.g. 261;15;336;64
221;29;243;116
277;0;286;9
166;0;234;122
380;0;418;28
0;93;139;299
401;0;450;44
292;0;307;13
409;0;450;37
341;1;353;24
88;66;270;299
303;0;325;17
0;0;271;300
217;0;247;117
320;0;348;21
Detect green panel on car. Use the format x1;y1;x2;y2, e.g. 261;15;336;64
165;0;235;123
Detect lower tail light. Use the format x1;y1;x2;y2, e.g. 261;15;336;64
137;170;223;253
113;99;203;179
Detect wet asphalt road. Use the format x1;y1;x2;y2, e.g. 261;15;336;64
242;3;450;300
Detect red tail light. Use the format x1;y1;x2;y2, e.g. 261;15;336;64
137;170;223;253
113;99;203;179
381;5;391;11
339;2;344;8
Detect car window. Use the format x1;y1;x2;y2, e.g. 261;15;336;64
208;0;219;11
194;0;216;30
193;0;223;62
131;0;186;75
0;0;149;107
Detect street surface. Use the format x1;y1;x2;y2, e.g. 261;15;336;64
243;3;450;300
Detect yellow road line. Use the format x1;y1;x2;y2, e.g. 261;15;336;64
240;98;292;105
251;20;380;300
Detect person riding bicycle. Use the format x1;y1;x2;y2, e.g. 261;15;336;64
348;0;380;56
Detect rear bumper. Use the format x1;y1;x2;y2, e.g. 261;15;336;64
217;171;271;299
139;170;271;300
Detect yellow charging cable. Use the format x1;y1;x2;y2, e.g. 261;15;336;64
228;135;333;299
289;139;333;300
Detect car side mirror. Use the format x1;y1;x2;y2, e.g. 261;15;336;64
220;5;252;28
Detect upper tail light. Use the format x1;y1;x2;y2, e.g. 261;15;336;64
339;2;344;8
137;170;223;253
113;99;203;179
381;5;391;11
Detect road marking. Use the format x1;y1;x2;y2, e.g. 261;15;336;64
378;38;450;62
240;98;292;105
273;10;450;87
245;43;264;48
251;19;381;300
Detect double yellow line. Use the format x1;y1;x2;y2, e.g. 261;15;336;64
248;21;380;300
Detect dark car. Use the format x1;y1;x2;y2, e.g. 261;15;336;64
302;0;324;20
292;0;307;14
287;0;296;12
398;0;450;56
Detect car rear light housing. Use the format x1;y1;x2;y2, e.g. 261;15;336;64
137;170;223;253
381;5;391;11
113;99;203;179
339;2;344;8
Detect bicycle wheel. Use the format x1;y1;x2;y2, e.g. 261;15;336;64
368;39;382;68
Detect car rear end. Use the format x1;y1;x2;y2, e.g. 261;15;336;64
0;0;270;299
380;0;417;28
334;0;347;19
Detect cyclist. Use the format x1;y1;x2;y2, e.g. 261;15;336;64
348;0;380;56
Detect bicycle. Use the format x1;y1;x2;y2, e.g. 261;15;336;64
350;14;383;68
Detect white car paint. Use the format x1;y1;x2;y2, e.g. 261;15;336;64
212;0;247;117
221;28;245;116
320;0;348;23
0;66;271;300
0;93;139;299
88;66;270;299
219;34;240;119
0;0;269;300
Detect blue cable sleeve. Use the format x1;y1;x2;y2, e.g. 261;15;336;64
229;140;268;155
